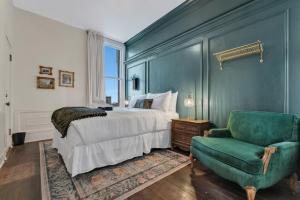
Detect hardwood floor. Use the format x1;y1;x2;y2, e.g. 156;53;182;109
0;142;299;200
0;142;41;200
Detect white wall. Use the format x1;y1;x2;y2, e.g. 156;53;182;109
13;8;87;142
0;0;14;167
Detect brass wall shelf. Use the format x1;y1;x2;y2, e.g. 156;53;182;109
214;40;264;70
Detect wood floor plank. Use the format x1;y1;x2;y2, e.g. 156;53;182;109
148;177;196;200
0;142;41;200
127;187;164;200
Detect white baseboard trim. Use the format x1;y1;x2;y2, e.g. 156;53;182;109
0;149;7;169
25;129;53;143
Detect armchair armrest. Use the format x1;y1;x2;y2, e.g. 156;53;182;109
205;128;232;138
270;141;299;151
262;141;299;175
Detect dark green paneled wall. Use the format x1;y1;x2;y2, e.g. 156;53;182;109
204;8;288;127
126;0;253;59
125;0;300;179
148;39;203;118
126;62;146;98
125;0;300;123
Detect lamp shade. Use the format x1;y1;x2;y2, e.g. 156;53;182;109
184;94;194;108
124;100;129;106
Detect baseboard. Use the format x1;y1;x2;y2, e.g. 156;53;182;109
25;129;53;143
0;129;52;168
0;149;7;168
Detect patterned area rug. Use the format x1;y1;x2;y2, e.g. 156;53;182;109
39;141;190;200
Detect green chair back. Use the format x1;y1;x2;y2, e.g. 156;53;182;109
227;111;299;146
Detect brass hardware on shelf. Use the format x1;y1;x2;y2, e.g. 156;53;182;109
214;40;264;70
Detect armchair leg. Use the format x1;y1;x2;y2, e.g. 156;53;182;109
289;173;298;195
245;186;256;200
189;153;196;169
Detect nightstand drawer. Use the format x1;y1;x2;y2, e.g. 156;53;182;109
172;131;193;144
172;141;190;151
173;122;199;132
171;119;210;151
172;129;198;136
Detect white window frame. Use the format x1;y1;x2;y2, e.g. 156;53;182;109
103;38;125;107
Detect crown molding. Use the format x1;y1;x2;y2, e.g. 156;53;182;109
125;0;198;46
124;0;286;64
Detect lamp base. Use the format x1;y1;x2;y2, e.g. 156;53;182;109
187;108;194;120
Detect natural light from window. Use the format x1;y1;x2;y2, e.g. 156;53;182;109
104;46;120;106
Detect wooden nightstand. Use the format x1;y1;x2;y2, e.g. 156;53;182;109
171;119;210;151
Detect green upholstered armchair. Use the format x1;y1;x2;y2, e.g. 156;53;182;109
190;111;299;200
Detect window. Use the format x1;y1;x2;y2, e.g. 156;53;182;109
103;41;124;106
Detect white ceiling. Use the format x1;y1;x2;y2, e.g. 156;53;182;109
13;0;185;43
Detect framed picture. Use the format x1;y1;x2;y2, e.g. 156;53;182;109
59;70;74;88
37;77;55;89
39;65;53;75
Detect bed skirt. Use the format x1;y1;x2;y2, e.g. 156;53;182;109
52;129;171;177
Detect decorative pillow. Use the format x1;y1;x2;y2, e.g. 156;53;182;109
169;91;178;113
147;91;172;112
134;99;153;109
128;94;147;108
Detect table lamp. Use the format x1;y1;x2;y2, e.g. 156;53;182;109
184;94;195;119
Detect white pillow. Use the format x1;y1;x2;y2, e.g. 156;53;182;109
128;94;146;108
147;91;173;99
169;91;178;113
147;91;172;112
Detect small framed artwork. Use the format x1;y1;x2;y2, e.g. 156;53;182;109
59;70;74;88
39;65;53;75
37;76;55;89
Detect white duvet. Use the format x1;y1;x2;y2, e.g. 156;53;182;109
53;107;178;176
67;107;178;145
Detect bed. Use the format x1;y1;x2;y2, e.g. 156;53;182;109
52;107;178;177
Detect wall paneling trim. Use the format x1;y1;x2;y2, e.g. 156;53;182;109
15;110;54;143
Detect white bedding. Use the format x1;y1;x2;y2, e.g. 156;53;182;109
70;107;176;145
52;107;179;176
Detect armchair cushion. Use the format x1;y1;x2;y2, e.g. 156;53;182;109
191;136;265;175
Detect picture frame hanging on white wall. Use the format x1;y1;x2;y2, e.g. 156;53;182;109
39;65;53;75
37;76;55;89
59;70;74;88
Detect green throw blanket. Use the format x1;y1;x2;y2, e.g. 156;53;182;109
51;107;107;137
